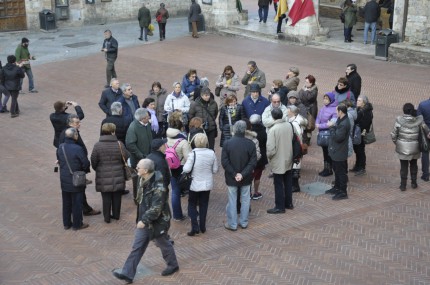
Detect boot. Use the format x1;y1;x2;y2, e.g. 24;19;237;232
318;161;327;176
319;162;333;177
411;168;418;189
349;163;358;172
399;179;407;191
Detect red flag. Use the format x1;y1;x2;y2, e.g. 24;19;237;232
288;0;316;27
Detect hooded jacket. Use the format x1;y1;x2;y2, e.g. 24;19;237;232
316;92;338;131
0;62;25;91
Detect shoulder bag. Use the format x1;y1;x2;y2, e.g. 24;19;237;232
419;124;430;152
118;141;137;181
178;151;195;191
317;129;331;147
61;145;86;187
362;123;376;144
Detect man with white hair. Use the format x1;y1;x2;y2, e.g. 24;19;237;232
222;120;257;231
262;93;288;130
99;78;123;117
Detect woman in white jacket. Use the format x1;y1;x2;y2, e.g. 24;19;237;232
183;133;218;236
164;81;191;128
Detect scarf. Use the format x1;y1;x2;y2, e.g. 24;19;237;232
148;108;159;133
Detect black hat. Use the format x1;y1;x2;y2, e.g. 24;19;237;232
151;138;167;150
249;83;261;92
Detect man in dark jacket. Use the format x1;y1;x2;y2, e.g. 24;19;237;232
147;138;171;190
326;104;351;200
101;102;128;144
417;98;430;182
117;83;139;127
50;100;84;148
258;0;272;23
0;60;12;113
188;0;202;38
242;83;270;119
101;30;118;88
57;128;91;230
98;78;123;117
59;114;102;215
0;55;25;118
222;120;257;231
137;3;151;41
113;159;179;283
363;0;381;44
345;64;361;103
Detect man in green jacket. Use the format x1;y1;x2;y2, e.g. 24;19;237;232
15;37;37;93
137;3;151;41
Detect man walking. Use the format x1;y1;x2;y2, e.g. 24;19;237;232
258;0;272;23
137;3;151;41
101;30;118;88
188;0;202;38
112;159;179;283
417;98;430;182
363;0;381;44
0;55;25;118
266;108;294;213
222;120;257;231
15;37;37;93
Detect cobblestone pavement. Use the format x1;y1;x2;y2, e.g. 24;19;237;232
1;7;430;285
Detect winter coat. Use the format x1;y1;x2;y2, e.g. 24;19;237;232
57;138;91;193
328;114;351;161
267;118;294;174
316;92;337;131
0;62;25;91
215;73;241;104
138;6;151;27
245;130;262;162
166;128;191;165
298;84;318;120
148;88;169;122
189;97;219;132
334;85;355;106
164;91;190;114
183;148;218;192
181;74;201;98
91;135;129;193
59;129;88;156
50;106;84;148
117;95;140;127
242;94;270;119
252;123;268;168
241;67;266;97
391;115;423;160
219;104;246;147
258;0;272;6
344;5;357;28
287;99;308;119
283;76;300;91
188;2;202;22
137;171;171;240
355;103;373;133
98;87;123;116
155;7;169;24
417;99;430;128
101;115;128;144
101;36;118;60
221;134;257;187
147;150;171;190
346;70;361;100
289;114;307;169
125;120;153;167
363;0;381;23
262;103;288;130
277;86;291;106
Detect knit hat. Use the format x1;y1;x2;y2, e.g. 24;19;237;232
151;138;167;150
249;83;261;92
287;90;299;99
289;67;300;76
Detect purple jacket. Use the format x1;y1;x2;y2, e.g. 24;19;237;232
316;92;338;131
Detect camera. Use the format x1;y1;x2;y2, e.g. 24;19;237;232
54;166;58;172
203;121;209;130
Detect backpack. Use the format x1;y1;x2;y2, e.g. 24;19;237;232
289;123;303;164
165;139;183;169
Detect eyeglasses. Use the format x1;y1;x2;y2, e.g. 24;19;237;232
225;73;232;76
126;88;132;91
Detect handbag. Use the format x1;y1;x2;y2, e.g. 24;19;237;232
118;141;137;181
352;124;362;145
363;123;376;144
61;145;87;187
156;14;162;23
178;151;195;191
317;129;331;147
419;124;430;152
215;86;222;97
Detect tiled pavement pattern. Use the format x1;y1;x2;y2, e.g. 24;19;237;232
1;31;430;285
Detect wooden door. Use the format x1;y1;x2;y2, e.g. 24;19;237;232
0;0;27;31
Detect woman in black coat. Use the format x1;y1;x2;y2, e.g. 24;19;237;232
219;94;246;147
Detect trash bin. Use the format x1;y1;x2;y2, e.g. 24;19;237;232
188;14;205;33
375;29;399;60
39;9;56;31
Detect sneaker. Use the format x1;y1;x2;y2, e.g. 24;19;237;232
224;222;237;231
355;169;366;176
112;270;133;284
19;90;26;94
421;175;429;182
83;209;101;216
29;89;38;93
252;192;262;200
325;187;338;195
72;223;89;231
332;192;348;200
161;266;179;276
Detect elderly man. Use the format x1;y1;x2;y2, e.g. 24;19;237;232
222;120;257;231
57;128;91;230
147;138;170;190
101;102;128;144
117;83;140;127
126;108;153;200
262;93;288;130
101;30;118;88
112;159;179;283
241;61;266;99
50;100;84;148
99;78;123;117
242;83;270;119
266;108;294;214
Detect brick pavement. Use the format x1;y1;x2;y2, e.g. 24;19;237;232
1;33;430;285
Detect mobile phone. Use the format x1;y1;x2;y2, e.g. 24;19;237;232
54;166;58;172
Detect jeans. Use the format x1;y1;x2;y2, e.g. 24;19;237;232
226;185;250;229
82;190;94;214
19;68;35;91
140;26;148;40
332;160;348;193
258;5;269;22
344;26;353;41
188;190;210;232
158;22;166;39
106;58;117;86
62;191;83;229
353;139;366;170
422;151;429;179
0;84;10;111
170;176;184;219
364;21;377;43
121;230;178;280
273;170;293;210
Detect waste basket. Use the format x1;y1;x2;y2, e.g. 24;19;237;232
375;29;399;60
188;14;205;33
39;9;56;31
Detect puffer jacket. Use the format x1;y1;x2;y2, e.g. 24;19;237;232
391;114;423;160
181;74;200;98
183;148;218;192
219;104;246;147
91;135;129;192
189;97;219;132
148;88;168;122
316;92;338;131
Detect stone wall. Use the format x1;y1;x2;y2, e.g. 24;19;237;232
389;42;430;65
403;0;430;46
